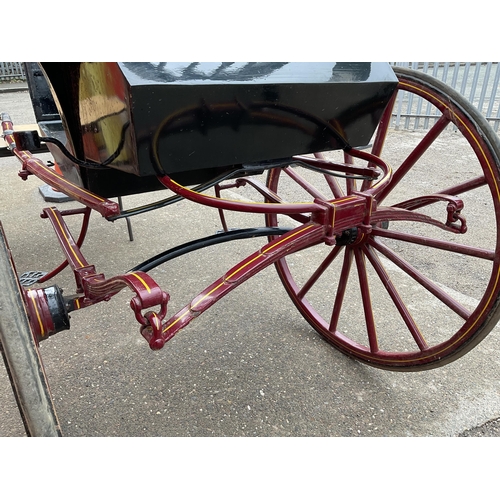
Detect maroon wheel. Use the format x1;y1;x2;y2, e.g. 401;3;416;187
0;223;61;436
266;66;500;371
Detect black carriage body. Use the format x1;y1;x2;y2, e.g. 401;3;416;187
37;62;398;198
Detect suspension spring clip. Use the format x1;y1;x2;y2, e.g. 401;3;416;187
130;292;169;327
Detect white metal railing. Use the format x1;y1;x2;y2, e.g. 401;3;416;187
391;62;500;133
0;62;25;81
2;62;499;133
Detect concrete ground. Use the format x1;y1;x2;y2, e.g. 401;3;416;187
2;87;500;438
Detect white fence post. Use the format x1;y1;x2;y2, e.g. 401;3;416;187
390;62;500;133
0;62;25;81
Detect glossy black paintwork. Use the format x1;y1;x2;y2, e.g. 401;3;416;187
120;62;389;85
25;63;59;122
38;62;398;197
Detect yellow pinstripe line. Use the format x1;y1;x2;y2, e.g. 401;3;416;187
163;196;368;335
28;291;45;337
33;159;106;203
49;209;85;268
169;178;318;207
371;163;393;191
129;272;151;293
163;224;316;333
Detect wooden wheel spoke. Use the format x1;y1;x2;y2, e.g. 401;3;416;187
324;173;345;199
435;175;487;198
344;151;357;195
314;152;345;198
297;246;342;300
372;227;496;261
371;91;398;158
329;249;353;332
370;237;472;320
266;66;500;370
283;166;328;201
363;245;428;351
377;114;451;204
353;248;379;353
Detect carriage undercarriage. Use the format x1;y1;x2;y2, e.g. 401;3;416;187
1;63;500;436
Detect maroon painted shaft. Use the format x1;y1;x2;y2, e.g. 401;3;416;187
152;223;325;346
1;115;119;218
42;207;169;328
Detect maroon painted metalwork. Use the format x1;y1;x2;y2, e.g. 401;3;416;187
3;64;500;377
38;207;170;341
35;188;378;349
157;171;325;215
264;66;500;370
8;62;500;438
157;151;385;217
1;115;120;218
37;207;92;283
3;105;387;353
148;222;326;348
24;286;69;341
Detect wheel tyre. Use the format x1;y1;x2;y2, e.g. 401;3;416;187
0;223;61;436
